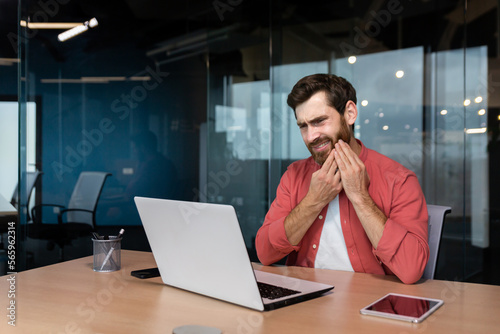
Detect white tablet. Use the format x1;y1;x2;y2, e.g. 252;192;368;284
360;293;444;323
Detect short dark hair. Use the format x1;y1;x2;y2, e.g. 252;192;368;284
287;74;357;116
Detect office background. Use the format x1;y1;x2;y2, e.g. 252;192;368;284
0;0;498;284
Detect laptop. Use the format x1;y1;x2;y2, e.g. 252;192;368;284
134;197;334;311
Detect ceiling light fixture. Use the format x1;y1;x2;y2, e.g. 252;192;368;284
465;127;487;134
20;20;81;29
129;76;152;81
81;76;126;83
146;26;238;65
0;58;20;66
58;18;98;42
40;76;152;84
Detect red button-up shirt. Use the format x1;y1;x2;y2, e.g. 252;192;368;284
255;140;429;284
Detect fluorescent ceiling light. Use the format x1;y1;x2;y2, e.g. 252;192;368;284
227;126;244;131
41;76;152;84
20;20;81;29
41;79;84;84
465;127;487;134
0;58;20;66
58;18;98;42
129;76;152;81
81;76;126;83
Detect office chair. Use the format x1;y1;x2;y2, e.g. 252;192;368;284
0;171;43;270
422;204;452;280
29;171;111;260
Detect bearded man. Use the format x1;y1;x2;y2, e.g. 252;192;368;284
255;74;429;284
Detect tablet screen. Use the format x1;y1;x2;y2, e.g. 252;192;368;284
360;293;443;323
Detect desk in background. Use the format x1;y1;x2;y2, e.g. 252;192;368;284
0;250;499;333
0;194;16;276
0;194;16;226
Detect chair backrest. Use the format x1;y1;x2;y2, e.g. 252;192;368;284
11;171;43;219
422;204;452;280
66;171;111;227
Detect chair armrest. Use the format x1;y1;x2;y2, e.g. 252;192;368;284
31;204;65;224
57;208;94;225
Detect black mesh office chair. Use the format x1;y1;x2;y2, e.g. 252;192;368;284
29;171;111;260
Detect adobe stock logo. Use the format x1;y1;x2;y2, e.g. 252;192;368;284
192;160;243;202
339;0;406;57
213;0;244;21
8;0;72;53
51;66;169;182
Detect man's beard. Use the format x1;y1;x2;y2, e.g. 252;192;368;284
307;117;352;165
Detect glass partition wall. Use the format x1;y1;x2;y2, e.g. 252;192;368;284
205;0;496;282
9;0;499;284
14;0;209;269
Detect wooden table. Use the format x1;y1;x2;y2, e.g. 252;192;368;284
1;250;499;333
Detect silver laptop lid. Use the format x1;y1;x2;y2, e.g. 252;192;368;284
134;197;265;311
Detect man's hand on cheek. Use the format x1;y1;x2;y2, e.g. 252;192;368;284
307;150;343;208
334;139;370;204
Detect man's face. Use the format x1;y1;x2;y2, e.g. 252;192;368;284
295;91;351;165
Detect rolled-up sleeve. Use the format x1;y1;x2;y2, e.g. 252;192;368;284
256;142;430;284
374;173;429;284
256;170;301;265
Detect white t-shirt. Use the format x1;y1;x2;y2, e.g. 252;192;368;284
315;197;354;271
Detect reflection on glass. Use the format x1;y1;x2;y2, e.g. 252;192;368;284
367;294;432;318
104;130;179;225
335;47;424;182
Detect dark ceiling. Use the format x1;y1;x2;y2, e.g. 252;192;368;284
0;0;270;61
0;0;496;65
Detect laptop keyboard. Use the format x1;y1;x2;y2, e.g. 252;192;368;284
257;282;301;300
